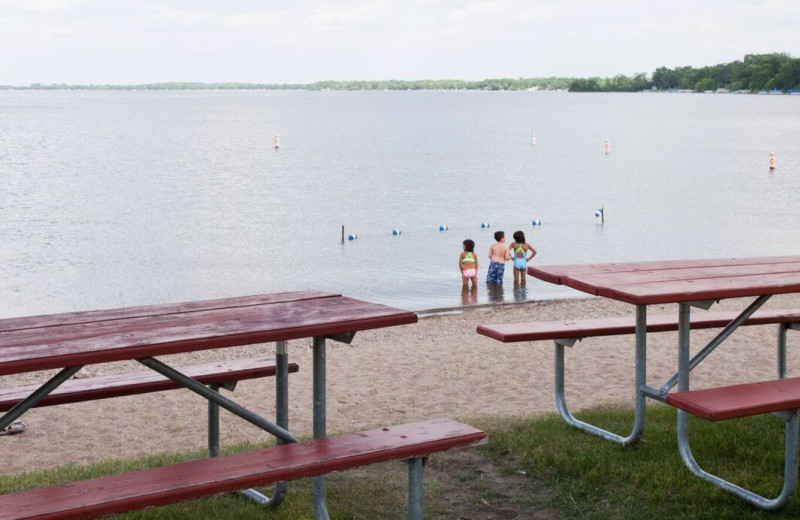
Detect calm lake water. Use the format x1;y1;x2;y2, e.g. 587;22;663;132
1;90;799;316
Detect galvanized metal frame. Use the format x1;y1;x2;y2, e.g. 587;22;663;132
407;457;427;520
675;301;800;511
553;305;647;446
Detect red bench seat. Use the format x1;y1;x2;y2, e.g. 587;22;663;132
666;377;800;421
0;356;298;412
477;309;800;343
0;418;487;520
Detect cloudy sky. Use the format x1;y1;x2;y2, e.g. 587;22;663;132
1;0;798;85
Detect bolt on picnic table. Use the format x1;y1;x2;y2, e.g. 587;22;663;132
479;256;800;510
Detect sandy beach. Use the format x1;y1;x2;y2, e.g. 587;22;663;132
2;293;799;476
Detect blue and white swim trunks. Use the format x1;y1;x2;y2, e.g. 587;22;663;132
486;261;505;283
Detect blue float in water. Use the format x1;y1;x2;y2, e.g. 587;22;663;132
348;233;358;240
439;225;449;231
392;229;402;235
531;219;542;226
594;211;601;218
480;222;490;228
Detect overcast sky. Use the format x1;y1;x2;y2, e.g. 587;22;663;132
1;0;798;85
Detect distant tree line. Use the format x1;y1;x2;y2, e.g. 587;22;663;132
569;53;800;93
2;54;797;93
0;78;572;92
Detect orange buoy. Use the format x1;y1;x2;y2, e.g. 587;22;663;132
769;152;776;170
604;139;610;155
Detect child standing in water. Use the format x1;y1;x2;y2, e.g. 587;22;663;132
486;231;509;283
509;230;537;286
459;239;478;287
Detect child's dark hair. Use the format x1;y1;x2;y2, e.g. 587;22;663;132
463;239;475;252
513;230;525;243
494;231;504;242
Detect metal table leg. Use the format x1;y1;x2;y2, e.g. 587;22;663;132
554;305;647;446
312;335;331;520
675;302;798;510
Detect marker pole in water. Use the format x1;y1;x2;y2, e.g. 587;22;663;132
604;139;610;155
531;131;536;145
770;152;777;170
274;135;280;149
341;226;344;244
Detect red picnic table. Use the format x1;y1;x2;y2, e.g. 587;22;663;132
523;256;800;510
0;291;420;519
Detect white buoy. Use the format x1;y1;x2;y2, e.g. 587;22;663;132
604;139;610;155
392;229;402;235
439;225;449;231
480;222;490;228
770;152;777;170
531;131;536;145
274;135;280;149
347;233;357;240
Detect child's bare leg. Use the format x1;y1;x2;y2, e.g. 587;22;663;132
520;268;527;286
513;268;520;284
462;274;469;287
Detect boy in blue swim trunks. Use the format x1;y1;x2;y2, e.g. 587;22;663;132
486;231;509;283
509;230;537;286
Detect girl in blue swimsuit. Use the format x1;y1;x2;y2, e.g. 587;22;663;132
509;230;537;286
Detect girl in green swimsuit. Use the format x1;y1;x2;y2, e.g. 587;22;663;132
459;239;478;287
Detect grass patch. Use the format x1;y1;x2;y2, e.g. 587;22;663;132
2;405;800;518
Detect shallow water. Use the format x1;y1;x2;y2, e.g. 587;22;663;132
1;90;799;316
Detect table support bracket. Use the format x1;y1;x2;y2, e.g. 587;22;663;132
659;295;772;394
137;357;297;444
326;332;356;344
553;305;647;446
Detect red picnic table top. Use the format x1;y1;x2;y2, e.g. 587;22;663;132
0;291;418;376
527;256;800;306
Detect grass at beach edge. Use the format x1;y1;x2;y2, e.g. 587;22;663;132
2;404;799;519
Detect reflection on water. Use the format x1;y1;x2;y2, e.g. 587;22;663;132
512;283;529;303
482;282;530;305
461;285;478;306
486;283;505;303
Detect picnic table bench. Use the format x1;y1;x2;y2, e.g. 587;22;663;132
0;418;486;520
0;292;485;519
480;256;800;510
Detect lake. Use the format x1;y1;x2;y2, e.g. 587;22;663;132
1;90;799;316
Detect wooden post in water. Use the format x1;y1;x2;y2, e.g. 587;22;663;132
341;226;345;244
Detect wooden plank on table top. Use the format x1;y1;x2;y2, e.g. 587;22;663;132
528;256;800;286
0;356;299;412
476;309;800;343
0;297;418;376
0;418;486;520
559;262;800;298
666;377;800;421
0;295;404;349
0;292;338;334
596;272;800;305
